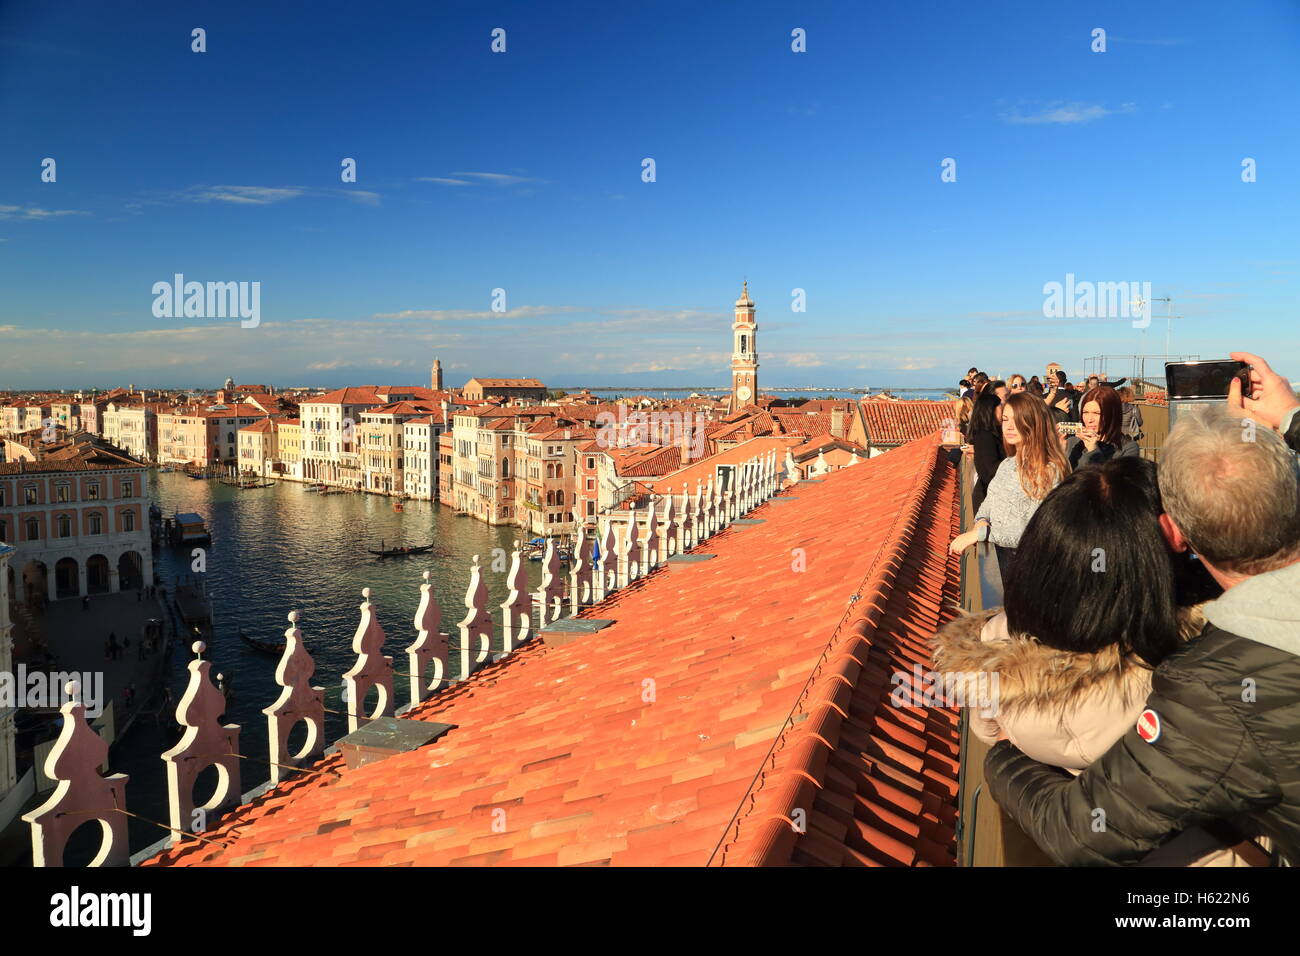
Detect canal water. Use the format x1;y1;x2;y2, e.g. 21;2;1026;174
108;472;520;858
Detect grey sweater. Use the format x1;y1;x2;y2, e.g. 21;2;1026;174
974;456;1055;548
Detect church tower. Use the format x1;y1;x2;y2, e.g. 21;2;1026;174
431;357;443;391
728;282;758;413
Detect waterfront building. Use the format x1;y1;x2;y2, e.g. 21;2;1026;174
437;431;455;502
236;418;278;475
76;397;108;437
401;415;440;501
515;419;594;536
357;401;446;496
461;377;547;404
156;407;212;466
204;403;269;466
102;401;159;462
0;456;153;603
274;418;303;479
299;385;446;488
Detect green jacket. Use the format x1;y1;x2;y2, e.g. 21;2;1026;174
985;559;1300;866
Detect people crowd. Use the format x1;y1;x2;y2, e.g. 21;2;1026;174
938;351;1300;867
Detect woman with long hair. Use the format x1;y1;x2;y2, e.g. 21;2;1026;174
950;392;1069;580
1118;384;1145;443
932;458;1245;865
1065;386;1141;469
967;391;1004;513
953;392;975;439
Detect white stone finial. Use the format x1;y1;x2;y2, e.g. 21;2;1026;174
501;547;532;653
457;554;493;680
162;639;241;846
192;640;205;656
535;539;565;625
408;571;451;705
263;609;325;782
24;691;130;866
342;587;395;732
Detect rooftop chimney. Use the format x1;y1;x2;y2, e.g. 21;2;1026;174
831;405;846;439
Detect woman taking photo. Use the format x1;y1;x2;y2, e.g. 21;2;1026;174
967;391;1004;513
1065;385;1141;469
950;392;1069;580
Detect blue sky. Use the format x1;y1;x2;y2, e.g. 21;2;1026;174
1;0;1298;390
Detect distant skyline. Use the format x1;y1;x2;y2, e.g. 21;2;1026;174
3;0;1298;389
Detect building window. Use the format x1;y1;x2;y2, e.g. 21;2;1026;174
122;480;134;497
88;513;103;535
57;515;72;538
56;484;70;502
0;519;7;541
88;483;100;500
586;457;595;470
25;518;40;540
123;510;136;532
24;486;37;505
0;487;5;506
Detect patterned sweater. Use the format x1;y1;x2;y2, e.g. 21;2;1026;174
974;456;1055;548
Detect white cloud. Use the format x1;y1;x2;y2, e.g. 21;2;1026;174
417;172;546;187
187;185;306;205
1002;101;1137;125
0;204;91;220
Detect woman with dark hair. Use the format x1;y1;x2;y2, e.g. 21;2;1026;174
1065;386;1141;469
968;392;1004;513
932;457;1245;865
950;393;1069;579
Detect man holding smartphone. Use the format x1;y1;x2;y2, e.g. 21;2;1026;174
1226;351;1300;452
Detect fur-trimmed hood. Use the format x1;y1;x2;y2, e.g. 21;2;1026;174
929;604;1206;772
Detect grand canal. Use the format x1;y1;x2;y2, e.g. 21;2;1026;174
110;472;519;856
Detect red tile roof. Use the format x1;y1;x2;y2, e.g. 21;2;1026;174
140;434;960;868
860;400;951;447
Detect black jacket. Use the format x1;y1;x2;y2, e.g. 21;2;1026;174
1064;436;1140;470
985;578;1300;866
970;429;1004;514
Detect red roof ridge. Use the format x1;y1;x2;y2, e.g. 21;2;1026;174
712;434;960;866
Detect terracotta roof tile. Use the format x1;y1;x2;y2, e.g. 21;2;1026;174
860;400;952;446
141;433;960;868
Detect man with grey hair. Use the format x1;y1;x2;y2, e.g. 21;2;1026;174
984;373;1300;865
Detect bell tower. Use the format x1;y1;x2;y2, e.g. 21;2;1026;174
728;282;758;413
431;356;443;391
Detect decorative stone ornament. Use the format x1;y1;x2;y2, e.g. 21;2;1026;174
24;680;130;867
624;512;643;582
457;556;493;680
341;588;395;733
812;449;831;476
570;520;596;613
784;449;799;486
535;539;565;625
644;498;660;569
596;520;619;598
407;571;451;705
660;493;677;558
500;548;532;653
263;611;325;783
162;641;242;845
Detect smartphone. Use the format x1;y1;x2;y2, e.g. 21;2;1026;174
1165;360;1251;401
1057;421;1082;436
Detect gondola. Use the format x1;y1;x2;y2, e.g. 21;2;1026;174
367;543;436;557
239;631;286;656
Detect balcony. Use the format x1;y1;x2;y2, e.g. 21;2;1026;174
954;455;1054;867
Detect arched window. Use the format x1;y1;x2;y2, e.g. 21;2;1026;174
123;510;136;532
57;515;72;538
88;513;103;535
740;334;747;353
502;459;509;478
227;432;235;444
